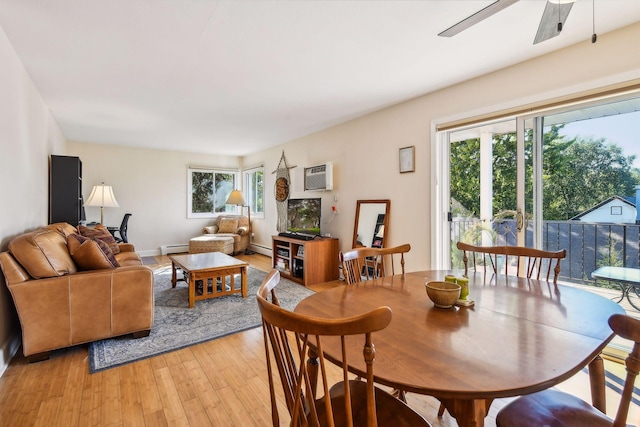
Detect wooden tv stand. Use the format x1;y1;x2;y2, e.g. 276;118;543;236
272;235;339;287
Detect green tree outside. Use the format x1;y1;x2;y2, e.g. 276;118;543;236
450;125;640;221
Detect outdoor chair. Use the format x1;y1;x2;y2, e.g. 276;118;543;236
496;313;640;427
256;269;430;427
456;241;566;285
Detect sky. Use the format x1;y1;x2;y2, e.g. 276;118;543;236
560;111;640;167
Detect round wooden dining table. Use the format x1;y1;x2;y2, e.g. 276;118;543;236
294;270;625;427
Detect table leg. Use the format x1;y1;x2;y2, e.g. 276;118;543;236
241;266;248;298
188;272;195;308
614;282;627;304
588;354;606;412
439;398;492;427
626;285;640;311
171;261;177;288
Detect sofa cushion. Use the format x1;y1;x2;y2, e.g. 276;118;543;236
67;234;119;270
47;222;78;239
47;222;78;237
78;224;120;254
218;218;239;233
8;229;77;279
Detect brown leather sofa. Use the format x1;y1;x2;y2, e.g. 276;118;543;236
0;223;154;361
202;215;250;254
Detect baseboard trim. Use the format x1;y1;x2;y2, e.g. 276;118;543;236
137;243;273;258
251;244;272;257
137;249;162;257
159;244;189;255
0;333;20;378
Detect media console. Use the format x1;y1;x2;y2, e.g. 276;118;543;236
272;235;339;287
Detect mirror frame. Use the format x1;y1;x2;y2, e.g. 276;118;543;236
352;199;391;248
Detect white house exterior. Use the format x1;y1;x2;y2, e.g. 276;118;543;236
572;186;640;224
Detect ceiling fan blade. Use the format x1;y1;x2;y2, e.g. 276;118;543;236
439;0;520;37
533;1;574;44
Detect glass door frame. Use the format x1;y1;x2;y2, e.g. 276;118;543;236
432;116;532;269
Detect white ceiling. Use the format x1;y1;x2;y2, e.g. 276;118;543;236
1;0;640;156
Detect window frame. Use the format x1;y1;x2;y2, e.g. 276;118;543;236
243;166;265;219
187;167;239;218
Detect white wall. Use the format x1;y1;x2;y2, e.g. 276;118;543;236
67;142;241;255
0;25;67;374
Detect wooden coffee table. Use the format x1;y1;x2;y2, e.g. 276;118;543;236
170;252;248;308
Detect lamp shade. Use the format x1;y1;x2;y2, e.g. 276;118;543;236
225;190;246;206
85;183;120;208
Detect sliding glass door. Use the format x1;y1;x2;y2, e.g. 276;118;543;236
447;118;534;270
437;93;640;317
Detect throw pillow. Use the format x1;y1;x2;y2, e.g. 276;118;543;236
78;224;120;254
67;234;119;270
218;218;239;234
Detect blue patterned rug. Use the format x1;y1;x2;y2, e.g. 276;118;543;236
88;265;314;373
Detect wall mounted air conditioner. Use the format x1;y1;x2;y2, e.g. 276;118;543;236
304;161;333;191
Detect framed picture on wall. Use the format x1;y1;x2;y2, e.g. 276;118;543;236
399;146;415;173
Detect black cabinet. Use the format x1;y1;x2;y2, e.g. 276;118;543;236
49;155;83;225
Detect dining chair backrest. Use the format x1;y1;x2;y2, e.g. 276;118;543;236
340;244;411;285
609;314;640;426
456;242;566;285
257;269;428;427
496;313;640;427
340;247;380;284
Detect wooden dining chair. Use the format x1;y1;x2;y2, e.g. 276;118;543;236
496;313;640;427
257;269;430;427
441;242;567;418
456;241;566;284
340;244;411;285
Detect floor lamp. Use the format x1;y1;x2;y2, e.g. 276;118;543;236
226;190;254;255
85;182;119;225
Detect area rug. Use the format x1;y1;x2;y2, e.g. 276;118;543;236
88;265;314;373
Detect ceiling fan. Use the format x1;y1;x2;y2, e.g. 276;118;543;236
439;0;577;45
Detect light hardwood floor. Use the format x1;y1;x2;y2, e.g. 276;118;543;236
0;253;636;426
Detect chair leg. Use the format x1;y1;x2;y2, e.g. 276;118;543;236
438;403;446;417
392;388;407;403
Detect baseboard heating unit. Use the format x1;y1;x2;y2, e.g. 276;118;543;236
160;244;189;255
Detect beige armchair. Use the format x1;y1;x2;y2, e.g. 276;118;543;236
202;215;250;254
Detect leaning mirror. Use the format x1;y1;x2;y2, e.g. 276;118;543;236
353;199;390;248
